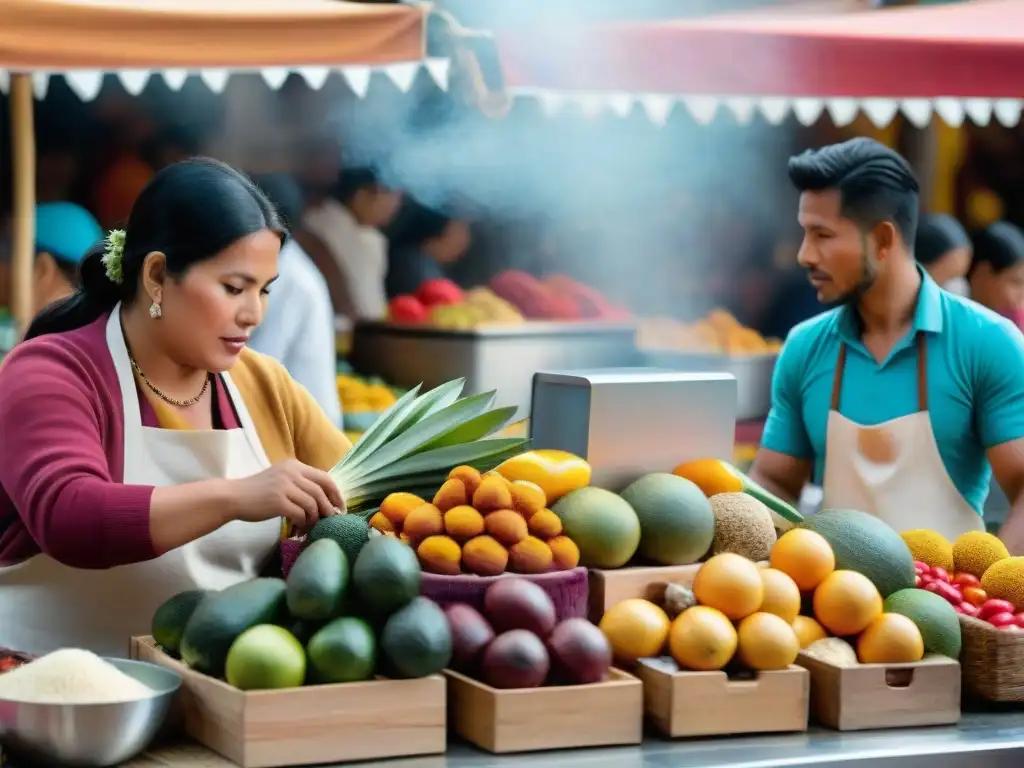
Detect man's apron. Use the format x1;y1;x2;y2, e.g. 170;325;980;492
821;335;983;540
0;308;281;657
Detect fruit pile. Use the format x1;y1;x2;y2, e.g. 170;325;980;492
388;279;526;329
444;578;613;689
373;463;588;576
152;536;453;690
638;310;782;355
336;371;405;433
901;529;1024;630
490;271;630;322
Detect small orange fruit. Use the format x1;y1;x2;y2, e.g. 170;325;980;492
856;613;924;664
598;599;670;664
759;568;801;624
736;612;800;671
770;529;835;591
692;553;764;621
813;570;882;637
669;606;738;671
791;615;828;649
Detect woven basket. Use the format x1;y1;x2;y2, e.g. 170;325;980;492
420;568;589;622
959;614;1024;702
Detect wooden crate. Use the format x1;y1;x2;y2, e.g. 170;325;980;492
444;668;642;753
636;657;809;738
796;652;961;731
130;637;446;767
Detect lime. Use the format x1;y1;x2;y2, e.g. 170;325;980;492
225;625;306;690
307;617;377;684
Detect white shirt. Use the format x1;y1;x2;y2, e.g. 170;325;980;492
303;198;388;320
249;239;342;426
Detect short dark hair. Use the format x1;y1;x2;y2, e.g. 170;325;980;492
26;159;285;340
971;221;1024;275
333;167;381;205
252;173;305;229
916;214;970;266
788;137;920;248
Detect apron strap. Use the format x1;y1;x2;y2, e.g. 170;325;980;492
830;335;929;414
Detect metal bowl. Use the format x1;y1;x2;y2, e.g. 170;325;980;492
0;658;181;767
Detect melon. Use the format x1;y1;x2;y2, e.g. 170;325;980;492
799;509;915;597
882;588;961;659
619;473;714;565
552;488;641;569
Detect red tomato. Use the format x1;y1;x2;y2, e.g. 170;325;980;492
1015;613;1024;628
959;603;980;617
919;573;935;587
953;573;981;589
962;587;988;607
935;581;963;605
978;599;1016;621
987;611;1018;628
914;561;930;574
930;567;951;583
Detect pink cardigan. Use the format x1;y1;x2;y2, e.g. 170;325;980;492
0;315;238;568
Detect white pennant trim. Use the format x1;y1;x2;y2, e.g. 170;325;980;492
639;95;674;126
826;98;860;127
994;99;1024;128
297;67;331;91
573;93;608;119
934;98;966;127
32;72;50;100
161;69;190;91
758;97;790;126
260;68;291;91
724;97;756;124
65;70;105;101
342;66;372;98
425;59;450;91
861;98;899;129
0;71;8;95
900;99;933;129
384;62;419;93
118;70;152;96
963;98;992;127
792;98;824;127
606;92;635;118
682;96;719;125
537;91;566;117
200;69;231;93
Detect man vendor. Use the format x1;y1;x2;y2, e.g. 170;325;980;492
750;138;1024;552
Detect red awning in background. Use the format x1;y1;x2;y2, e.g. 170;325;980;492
496;0;1024;98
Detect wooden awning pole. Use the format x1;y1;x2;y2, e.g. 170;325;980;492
10;72;36;335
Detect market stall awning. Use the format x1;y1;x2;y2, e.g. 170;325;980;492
496;0;1024;126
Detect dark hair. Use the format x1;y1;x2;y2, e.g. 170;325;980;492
333;167;381;205
42;253;81;285
251;173;305;229
788;137;920;248
916;214;970;266
25;158;285;340
386;199;454;248
971;221;1024;275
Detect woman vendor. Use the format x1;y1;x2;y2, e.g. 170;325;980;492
915;214;972;296
968;221;1024;328
0;158;349;657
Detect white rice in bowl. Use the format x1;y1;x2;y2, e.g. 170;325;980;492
0;648;156;704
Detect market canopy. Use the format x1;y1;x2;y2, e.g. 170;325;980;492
496;0;1024;127
0;0;448;99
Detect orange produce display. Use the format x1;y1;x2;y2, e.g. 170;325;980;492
638;310;782;355
496;450;592;504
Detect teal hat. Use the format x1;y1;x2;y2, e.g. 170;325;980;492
35;202;103;265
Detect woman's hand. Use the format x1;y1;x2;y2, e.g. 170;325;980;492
229;460;344;533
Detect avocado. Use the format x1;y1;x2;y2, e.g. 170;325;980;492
307;616;377;684
352;536;421;616
286;539;349;621
380;597;452;679
308;514;371;565
180;578;288;677
285;618;324;646
152;589;209;657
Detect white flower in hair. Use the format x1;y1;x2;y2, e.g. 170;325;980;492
102;229;126;285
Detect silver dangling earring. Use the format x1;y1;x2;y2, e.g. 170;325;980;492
149;302;162;319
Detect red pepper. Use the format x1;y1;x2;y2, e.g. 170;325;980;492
960;603;981;617
919;573;935;587
935;581;963;605
987;611;1018;628
978;599;1016;621
931;566;951;583
914;561;931;574
953;573;981;589
963;587;988;607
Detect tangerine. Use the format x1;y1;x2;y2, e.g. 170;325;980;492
759;568;802;624
770;529;835;591
692;553;764;621
791;615;828;649
856;613;924;664
813;570;882;636
668;606;738;671
737;612;800;671
598;599;670;664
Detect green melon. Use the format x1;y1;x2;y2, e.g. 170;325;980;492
552;487;641;569
619;473;714;565
800;509;915;597
883;588;962;658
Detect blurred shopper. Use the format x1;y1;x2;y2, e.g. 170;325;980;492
750;138;1024;549
249;174;342;427
385;200;471;299
969;221;1024;329
916;214;972;295
32;202;103;315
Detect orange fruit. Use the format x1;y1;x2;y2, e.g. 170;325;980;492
599;599;670;663
856;614;924;664
668;606;737;671
692;553;764;621
770;529;835;591
791;615;828;649
759;568;801;624
813;570;882;637
737;612;800;671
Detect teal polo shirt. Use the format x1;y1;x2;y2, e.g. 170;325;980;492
762;268;1024;515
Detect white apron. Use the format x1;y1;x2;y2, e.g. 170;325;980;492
821;335;983;541
0;309;281;657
